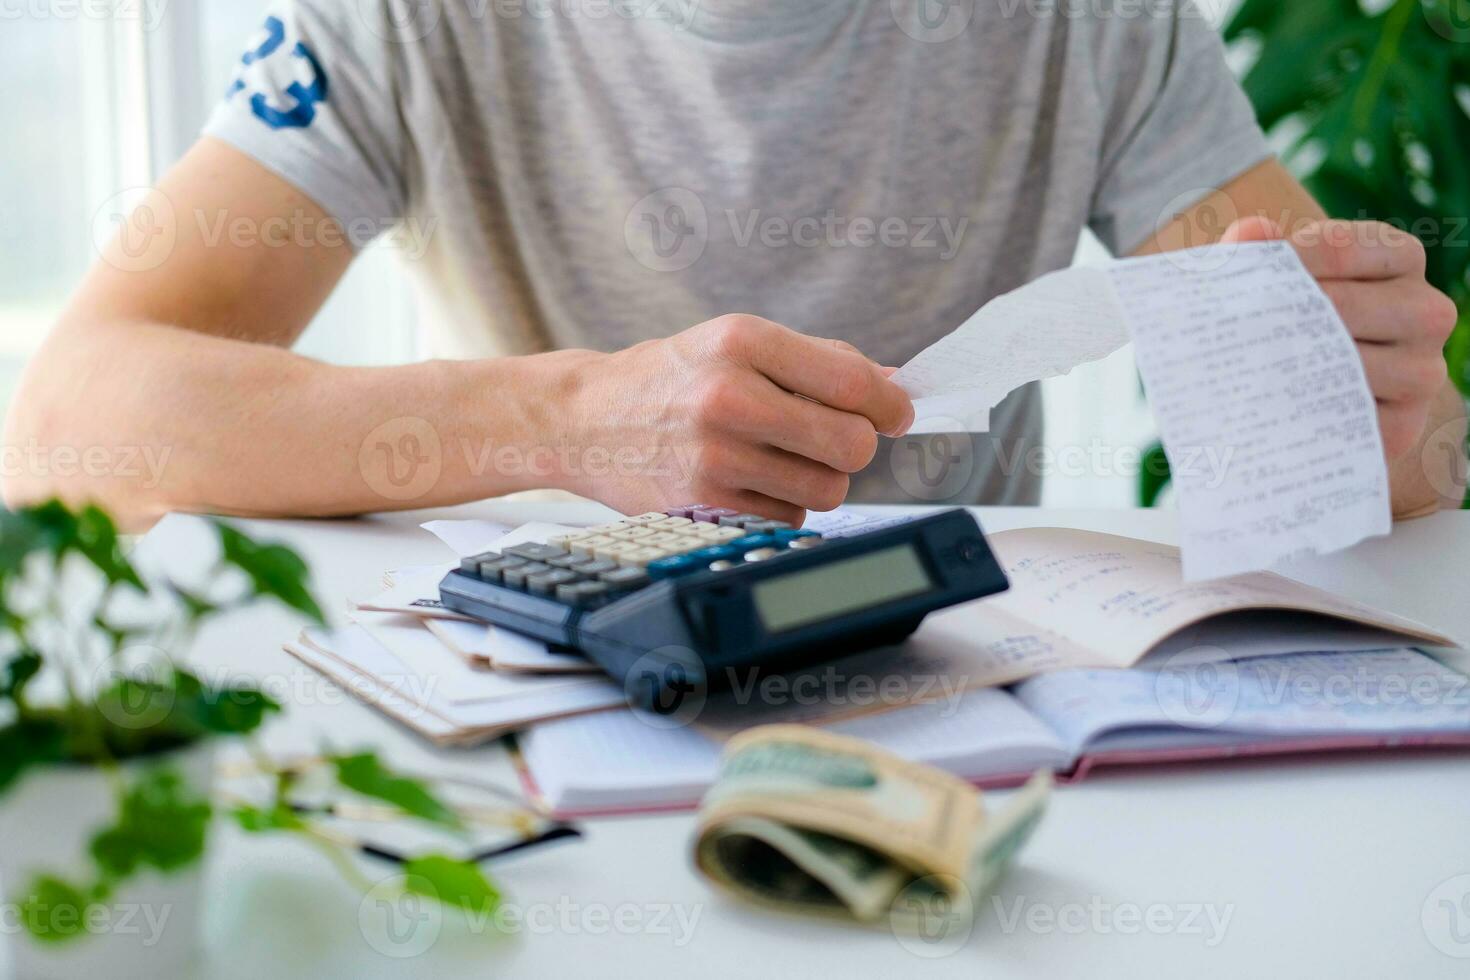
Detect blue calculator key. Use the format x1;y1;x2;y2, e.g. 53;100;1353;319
774;529;821;543
646;554;704;579
685;545;742;564
728;534;779;552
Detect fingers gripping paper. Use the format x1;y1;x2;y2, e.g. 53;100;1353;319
892;242;1391;580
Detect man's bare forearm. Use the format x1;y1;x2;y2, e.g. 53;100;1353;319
2;316;594;528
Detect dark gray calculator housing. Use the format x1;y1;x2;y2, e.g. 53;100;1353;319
438;509;1009;712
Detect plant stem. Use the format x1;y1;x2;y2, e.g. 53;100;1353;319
1350;0;1415;135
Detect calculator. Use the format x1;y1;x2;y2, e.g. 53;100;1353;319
438;506;1008;712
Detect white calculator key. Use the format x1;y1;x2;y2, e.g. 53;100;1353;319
652;516;693;528
708;526;744;542
609;526;654;540
625;512;667;525
571;535;617;556
618;547;662;567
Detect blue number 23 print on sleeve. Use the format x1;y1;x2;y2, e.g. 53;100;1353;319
225;15;330;131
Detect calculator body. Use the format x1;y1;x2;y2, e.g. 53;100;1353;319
439;508;1008;712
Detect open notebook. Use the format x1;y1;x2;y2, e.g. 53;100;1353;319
517;648;1470;817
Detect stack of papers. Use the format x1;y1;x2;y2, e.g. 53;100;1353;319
285;518;628;745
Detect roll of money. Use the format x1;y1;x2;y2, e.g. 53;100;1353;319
693;724;1051;929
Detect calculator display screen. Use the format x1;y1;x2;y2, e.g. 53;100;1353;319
751;545;932;634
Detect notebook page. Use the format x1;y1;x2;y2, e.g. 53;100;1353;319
521;687;1069;812
1012;648;1470;758
978;527;1450;669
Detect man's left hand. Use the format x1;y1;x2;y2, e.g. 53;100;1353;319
1222;216;1459;460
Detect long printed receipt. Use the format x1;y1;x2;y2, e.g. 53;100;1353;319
892;242;1391;580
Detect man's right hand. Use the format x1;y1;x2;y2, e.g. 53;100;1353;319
556;315;915;525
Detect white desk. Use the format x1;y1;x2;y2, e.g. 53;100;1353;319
61;504;1470;977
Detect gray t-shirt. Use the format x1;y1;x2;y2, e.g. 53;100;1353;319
206;0;1270;505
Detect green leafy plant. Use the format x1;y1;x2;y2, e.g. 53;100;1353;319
0;500;501;944
1139;0;1470;506
228;752;502;916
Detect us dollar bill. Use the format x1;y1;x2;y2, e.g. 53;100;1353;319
693;724;1051;929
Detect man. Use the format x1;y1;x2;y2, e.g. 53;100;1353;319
4;0;1463;527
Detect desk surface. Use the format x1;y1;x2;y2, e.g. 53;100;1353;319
41;503;1470;978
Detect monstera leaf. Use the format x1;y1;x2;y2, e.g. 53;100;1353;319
1226;0;1470;316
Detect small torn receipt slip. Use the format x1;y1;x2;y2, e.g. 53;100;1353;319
893;241;1391;580
890;265;1128;433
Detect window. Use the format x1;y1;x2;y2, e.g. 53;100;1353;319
0;0;418;425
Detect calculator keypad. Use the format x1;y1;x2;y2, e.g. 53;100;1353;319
454;505;821;607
